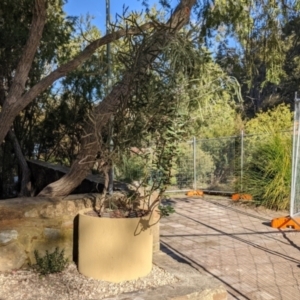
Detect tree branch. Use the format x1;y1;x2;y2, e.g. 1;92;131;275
21;22;154;110
6;0;47;106
0;22;154;144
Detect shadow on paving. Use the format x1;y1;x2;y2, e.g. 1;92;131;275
160;197;300;299
171;211;300;265
160;242;250;300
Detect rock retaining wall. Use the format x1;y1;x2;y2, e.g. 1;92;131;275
0;194;160;272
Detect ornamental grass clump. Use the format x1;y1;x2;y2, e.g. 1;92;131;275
243;133;291;210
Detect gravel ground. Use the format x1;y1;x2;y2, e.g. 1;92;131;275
0;263;178;300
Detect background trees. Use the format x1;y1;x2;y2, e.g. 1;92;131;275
0;0;75;196
1;0;300;199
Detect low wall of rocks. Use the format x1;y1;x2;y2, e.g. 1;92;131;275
0;194;160;272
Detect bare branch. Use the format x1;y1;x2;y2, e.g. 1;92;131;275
21;22;154;110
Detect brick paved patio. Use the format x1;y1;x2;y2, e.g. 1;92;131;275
160;196;300;300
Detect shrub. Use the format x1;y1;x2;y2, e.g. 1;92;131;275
245;103;292;134
174;143;215;189
241;104;293;210
243;133;291;210
33;247;68;275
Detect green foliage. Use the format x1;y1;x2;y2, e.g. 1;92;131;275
33;247;68;275
207;0;300;114
0;0;76;196
242;103;293;210
158;204;175;217
1;0;246;199
174;143;215;189
200;137;237;190
115;154;148;183
280;16;300;103
195;100;242;138
243;133;291;210
110;20;243;196
245;104;293;134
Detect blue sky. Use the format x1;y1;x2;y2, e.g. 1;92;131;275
63;1;238;55
64;0;174;31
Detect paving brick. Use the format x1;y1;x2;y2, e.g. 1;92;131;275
161;196;300;300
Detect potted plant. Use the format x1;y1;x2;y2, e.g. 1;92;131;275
77;186;163;282
77;123;178;282
76;53;186;281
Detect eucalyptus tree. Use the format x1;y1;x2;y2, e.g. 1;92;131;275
277;15;300;104
207;0;300;115
0;0;197;197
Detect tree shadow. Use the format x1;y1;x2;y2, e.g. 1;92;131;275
279;229;300;252
160;241;250;300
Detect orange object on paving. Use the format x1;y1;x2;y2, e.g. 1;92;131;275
231;193;240;201
271;216;300;230
231;193;253;201
186;190;204;197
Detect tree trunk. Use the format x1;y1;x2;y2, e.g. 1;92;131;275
38;0;196;197
0;0;46;144
7;129;32;196
0;51;32;197
38;74;135;197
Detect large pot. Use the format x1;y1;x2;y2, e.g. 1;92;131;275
78;208;155;282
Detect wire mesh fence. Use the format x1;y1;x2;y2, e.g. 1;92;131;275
167;136;238;193
112;131;293;195
165;131;293;194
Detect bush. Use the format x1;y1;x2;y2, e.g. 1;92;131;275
174;143;215;189
33;247;68;275
241;104;293;210
245;103;292;134
243;133;291;210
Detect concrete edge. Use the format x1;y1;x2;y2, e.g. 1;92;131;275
105;251;228;300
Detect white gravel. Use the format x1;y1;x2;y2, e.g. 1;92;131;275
0;263;178;300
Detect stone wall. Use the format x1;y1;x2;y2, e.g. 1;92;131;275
0;194;160;272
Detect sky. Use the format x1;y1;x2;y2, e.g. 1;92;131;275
64;0;175;32
63;1;235;52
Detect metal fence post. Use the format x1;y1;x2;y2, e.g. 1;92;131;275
291;92;300;217
240;130;244;192
193;136;197;190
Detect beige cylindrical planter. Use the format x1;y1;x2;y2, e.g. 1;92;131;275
78;208;154;282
